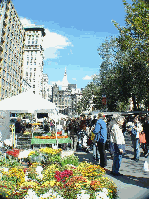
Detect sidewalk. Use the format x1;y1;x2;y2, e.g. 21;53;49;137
74;133;149;199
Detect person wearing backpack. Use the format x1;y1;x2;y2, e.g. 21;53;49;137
93;113;107;168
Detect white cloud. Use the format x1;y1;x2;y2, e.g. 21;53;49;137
20;17;72;60
43;29;71;50
72;78;77;81
82;75;92;80
20;17;35;27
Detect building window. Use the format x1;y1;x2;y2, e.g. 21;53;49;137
26;72;28;76
34;68;36;71
33;85;35;88
33;91;35;94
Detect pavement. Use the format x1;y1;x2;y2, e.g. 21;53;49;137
74;133;149;199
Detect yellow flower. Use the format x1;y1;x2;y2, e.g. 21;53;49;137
49;180;56;187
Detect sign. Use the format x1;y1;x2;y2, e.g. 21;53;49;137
102;95;106;106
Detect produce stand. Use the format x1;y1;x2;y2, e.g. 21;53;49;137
31;137;72;149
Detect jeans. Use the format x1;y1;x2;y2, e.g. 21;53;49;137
131;136;140;160
112;153;122;174
70;135;78;151
93;142;100;160
97;142;107;168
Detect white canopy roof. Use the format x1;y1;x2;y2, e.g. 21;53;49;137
0;89;58;113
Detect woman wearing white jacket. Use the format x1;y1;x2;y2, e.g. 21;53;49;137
110;115;125;176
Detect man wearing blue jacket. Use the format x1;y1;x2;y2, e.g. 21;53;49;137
93;113;107;168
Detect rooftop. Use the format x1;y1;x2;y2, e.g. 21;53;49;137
24;26;46;36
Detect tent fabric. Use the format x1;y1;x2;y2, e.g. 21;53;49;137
0;89;57;113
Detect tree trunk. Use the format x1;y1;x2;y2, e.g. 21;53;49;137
132;94;137;111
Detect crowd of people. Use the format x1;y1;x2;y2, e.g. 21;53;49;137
60;113;149;176
14;113;149;175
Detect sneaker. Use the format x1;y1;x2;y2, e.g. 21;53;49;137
145;153;148;158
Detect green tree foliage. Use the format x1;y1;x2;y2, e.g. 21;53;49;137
112;0;149;110
97;0;149;111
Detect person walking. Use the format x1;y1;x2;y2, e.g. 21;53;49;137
143;115;149;157
69;118;78;151
131;116;143;162
110;115;125;176
93;113;107;168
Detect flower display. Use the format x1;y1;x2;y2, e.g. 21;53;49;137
54;170;73;183
39;147;62;155
60;154;79;167
6;149;20;158
0;148;118;198
42;164;61;181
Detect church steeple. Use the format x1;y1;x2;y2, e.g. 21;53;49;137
62;67;69;90
64;67;67;76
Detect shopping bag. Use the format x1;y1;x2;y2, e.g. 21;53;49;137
139;132;146;144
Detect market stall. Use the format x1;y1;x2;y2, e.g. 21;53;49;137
31;135;72;149
0;89;58;147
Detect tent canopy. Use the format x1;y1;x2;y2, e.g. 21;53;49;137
0;89;58;114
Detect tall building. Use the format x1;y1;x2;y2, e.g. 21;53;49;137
42;73;49;100
23;26;46;95
51;68;82;115
0;0;25;100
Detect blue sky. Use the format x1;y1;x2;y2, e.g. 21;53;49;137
13;0;132;89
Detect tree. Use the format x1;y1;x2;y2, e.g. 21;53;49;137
97;0;149;111
112;0;149;110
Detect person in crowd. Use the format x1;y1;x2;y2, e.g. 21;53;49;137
15;117;23;135
50;120;55;132
110;115;125;176
75;117;81;133
139;130;147;157
122;117;127;136
43;118;49;132
131;115;143;162
66;117;71;137
69;117;78;151
107;115;116;159
143;115;149;157
91;115;97;127
93;113;107;168
90;115;97;158
86;115;92;136
79;115;87;131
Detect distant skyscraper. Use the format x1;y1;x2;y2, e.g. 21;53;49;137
0;0;25;100
23;26;46;95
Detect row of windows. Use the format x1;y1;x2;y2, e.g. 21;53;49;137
26;72;36;77
27;51;38;55
28;40;38;45
27;62;36;65
1;78;21;87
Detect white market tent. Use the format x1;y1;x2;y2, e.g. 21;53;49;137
0;89;58;141
0;89;58;114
